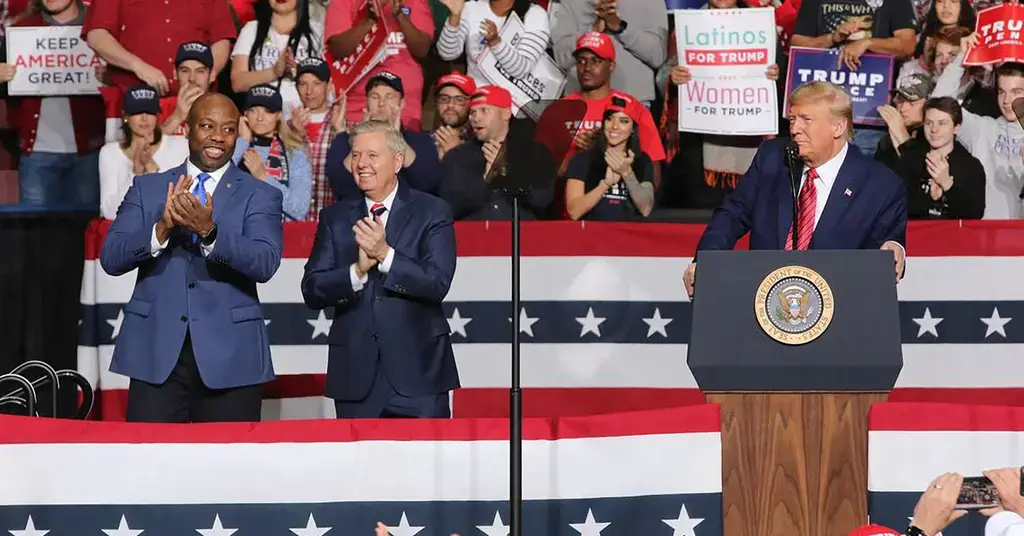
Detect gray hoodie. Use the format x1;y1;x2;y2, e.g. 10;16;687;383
551;0;668;103
933;51;1024;219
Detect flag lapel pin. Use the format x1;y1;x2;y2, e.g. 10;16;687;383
844;188;852;197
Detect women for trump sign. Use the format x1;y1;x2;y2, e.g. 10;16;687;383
673;7;779;136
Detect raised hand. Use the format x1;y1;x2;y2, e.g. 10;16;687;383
480;19;500;48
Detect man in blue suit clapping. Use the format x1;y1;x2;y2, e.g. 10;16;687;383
100;90;284;423
684;81;908;298
301;119;459;419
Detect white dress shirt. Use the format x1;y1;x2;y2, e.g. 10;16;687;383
799;141;848;229
986;511;1024;536
150;159;229;258
350;183;399;291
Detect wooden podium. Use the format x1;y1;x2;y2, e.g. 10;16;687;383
688;251;903;536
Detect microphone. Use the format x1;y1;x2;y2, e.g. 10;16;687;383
784;141;801;251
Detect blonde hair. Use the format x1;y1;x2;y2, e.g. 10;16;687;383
349;119;409;156
276;116;306;153
789;81;855;141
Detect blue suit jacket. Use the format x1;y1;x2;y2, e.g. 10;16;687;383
300;182;460;401
99;162;284;389
697;138;908;252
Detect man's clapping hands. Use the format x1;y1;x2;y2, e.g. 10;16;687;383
352;214;389;278
155;174;215;243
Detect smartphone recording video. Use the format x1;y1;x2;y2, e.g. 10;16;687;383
956;476;999;510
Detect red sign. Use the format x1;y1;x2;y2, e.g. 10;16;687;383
326;0;391;95
965;3;1024;65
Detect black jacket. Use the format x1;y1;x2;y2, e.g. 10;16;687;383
895;138;986;219
438;137;555;221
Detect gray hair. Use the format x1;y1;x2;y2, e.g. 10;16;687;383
349;120;408;156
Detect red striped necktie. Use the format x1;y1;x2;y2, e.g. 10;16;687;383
785;167;818;251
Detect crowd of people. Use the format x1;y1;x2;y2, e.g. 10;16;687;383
1;0;1021;222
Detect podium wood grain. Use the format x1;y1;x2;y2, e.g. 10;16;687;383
706;392;888;536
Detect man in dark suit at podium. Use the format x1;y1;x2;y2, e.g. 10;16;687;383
301;120;460;419
684;81;908;297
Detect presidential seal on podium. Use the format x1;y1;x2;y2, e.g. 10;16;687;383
754;265;835;345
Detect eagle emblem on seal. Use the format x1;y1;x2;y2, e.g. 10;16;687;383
775;284;813;325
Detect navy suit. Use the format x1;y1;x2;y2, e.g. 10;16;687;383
301;182;460;418
697;139;908;253
100;162;284;422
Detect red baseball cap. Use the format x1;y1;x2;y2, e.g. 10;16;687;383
574;31;616;61
437;72;477;96
606;91;644;124
470;85;513;109
848;524;901;536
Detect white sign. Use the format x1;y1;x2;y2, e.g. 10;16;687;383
5;25;101;96
674;8;778;136
476;13;567;119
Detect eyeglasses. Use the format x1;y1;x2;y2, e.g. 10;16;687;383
437;95;468;106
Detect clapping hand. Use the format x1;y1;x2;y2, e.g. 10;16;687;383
168;180;215;237
480;19;500;47
353;215;389;262
243;149;269;180
605;149;635;177
157;175;195;242
926;151;953;192
482;139;503;180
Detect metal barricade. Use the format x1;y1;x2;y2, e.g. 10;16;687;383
0;360;94;419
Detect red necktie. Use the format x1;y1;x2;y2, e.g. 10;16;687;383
785;167;818;251
370;203;386;217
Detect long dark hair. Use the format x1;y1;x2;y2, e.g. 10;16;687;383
119;116;163;150
915;0;976;58
583;109;646;190
248;0;318;76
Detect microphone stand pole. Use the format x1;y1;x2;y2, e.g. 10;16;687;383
510;192;523;536
788;148;800;251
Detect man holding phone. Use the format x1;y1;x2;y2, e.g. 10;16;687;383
904;469;1024;536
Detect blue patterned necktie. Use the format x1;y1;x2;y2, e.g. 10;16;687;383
192;173;211;247
193;172;211;204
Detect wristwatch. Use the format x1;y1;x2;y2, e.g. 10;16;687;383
608;19;628;35
904;525;928;536
201;224;218;246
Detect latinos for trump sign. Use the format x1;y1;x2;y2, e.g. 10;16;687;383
476;12;567;119
784;47;894;127
674;7;778;136
965;3;1024;66
5;25;100;96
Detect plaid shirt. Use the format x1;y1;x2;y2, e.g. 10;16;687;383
305;119;338;221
